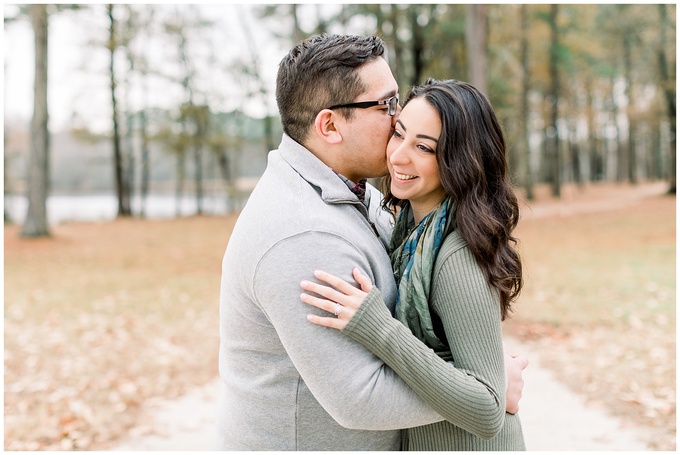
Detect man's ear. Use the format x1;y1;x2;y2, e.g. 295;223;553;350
314;109;343;144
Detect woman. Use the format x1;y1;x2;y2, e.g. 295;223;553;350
300;79;525;450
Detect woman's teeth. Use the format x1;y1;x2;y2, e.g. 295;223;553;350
395;172;417;181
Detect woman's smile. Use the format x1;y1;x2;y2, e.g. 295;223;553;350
393;171;418;182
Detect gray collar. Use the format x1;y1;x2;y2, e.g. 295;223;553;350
277;134;365;207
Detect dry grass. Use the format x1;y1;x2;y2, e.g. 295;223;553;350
4;182;676;450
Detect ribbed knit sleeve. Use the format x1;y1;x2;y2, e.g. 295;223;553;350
343;233;507;440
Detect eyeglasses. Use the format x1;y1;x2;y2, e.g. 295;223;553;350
329;95;399;116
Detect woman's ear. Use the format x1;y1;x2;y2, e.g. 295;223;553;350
314;109;343;144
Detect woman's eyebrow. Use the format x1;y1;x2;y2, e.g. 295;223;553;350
417;134;439;143
396;119;439;143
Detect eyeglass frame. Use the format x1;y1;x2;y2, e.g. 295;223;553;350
328;95;399;116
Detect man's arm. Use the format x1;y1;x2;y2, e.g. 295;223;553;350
253;231;444;430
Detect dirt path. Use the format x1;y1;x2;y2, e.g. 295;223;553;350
517;180;668;220
111;379;220;451
505;337;651;451
111;335;652;451
112;182;668;451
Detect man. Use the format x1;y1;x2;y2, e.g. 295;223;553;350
216;34;526;450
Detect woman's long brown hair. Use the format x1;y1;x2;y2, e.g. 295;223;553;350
382;79;522;319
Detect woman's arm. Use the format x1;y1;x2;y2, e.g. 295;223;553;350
300;245;510;439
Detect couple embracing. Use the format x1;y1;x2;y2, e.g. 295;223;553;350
216;33;527;451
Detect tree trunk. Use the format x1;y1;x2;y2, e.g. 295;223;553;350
175;150;185;218
658;4;676;194
466;4;488;95
409;7;425;86
388;5;405;91
291;4;303;45
21;4;50;237
236;10;276;156
548;4;561;197
611;76;625;182
139;107;150;217
569;120;583;187
585;77;601;181
124;45;136;214
263;115;275;154
125;111;135;212
520;4;534;200
622;30;637;185
108;4;131;217
217;150;233;213
193;140;203;215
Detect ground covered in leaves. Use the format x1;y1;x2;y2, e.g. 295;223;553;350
4;214;237;450
4;182;676;450
506;182;676;451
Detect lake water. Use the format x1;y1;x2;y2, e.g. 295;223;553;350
4;193;240;225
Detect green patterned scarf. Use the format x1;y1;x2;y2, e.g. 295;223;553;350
390;197;453;361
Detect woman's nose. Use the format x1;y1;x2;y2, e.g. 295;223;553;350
389;143;409;165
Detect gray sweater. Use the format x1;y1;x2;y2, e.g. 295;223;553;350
344;230;526;450
215;135;444;450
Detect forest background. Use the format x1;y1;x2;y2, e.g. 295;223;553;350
4;3;676;234
3;2;677;451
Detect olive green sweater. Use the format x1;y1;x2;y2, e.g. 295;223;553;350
343;230;526;451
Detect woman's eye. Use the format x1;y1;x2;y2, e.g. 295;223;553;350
392;130;404;139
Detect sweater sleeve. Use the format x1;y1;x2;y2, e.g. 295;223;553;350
342;237;506;439
254;231;444;431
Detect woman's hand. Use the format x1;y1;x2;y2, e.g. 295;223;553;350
503;344;529;414
300;268;373;331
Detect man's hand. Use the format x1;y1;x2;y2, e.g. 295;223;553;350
504;346;529;414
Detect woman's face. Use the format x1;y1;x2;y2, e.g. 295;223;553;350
387;97;447;223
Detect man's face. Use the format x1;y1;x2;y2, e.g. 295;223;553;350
341;58;400;181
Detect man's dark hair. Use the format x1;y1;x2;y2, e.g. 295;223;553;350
276;34;385;145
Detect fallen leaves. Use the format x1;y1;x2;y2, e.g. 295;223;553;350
4;186;675;450
4;216;234;450
506;186;676;450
